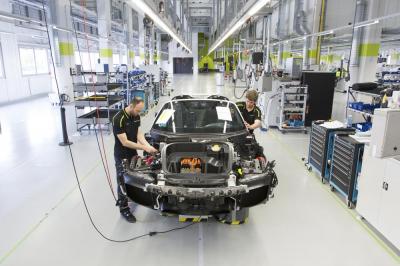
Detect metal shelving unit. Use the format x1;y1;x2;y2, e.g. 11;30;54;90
127;71;147;103
345;108;374;117
346;87;381;123
160;70;169;96
278;85;308;133
72;72;124;133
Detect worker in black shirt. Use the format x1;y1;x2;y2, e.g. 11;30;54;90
113;97;158;223
236;90;262;134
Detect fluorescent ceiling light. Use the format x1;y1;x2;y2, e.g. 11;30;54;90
354;20;379;29
52;26;72;33
130;0;192;53
208;0;271;54
32;35;47;40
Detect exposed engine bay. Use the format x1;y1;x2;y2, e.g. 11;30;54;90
122;137;278;215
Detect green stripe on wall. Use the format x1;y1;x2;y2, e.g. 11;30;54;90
321;54;334;63
129;51;135;59
359;43;380;57
100;48;113;58
59;42;74;56
282;51;291;60
308;49;318;59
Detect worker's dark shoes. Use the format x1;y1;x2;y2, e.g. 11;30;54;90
120;208;136;223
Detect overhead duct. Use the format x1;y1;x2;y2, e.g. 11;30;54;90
293;0;311;36
275;0;284;38
350;0;367;67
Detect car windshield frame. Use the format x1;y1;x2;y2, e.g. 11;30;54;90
152;99;247;134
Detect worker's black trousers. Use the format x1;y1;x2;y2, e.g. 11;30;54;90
114;156;129;212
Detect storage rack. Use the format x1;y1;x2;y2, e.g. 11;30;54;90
278;85;308;133
306;122;355;183
346;86;381;131
127;70;147;104
379;70;400;84
160;70;169;96
329;134;364;208
129;71;161;114
72;72;124;133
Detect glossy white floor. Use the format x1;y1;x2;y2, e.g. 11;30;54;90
0;74;399;266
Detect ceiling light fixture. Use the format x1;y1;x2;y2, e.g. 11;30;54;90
52;25;72;33
354;19;379;29
208;0;271;54
129;0;192;53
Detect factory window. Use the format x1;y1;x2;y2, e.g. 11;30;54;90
34;49;49;74
74;51;99;71
19;47;49;75
19;48;36;75
113;53;120;65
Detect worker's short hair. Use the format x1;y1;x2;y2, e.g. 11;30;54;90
246;90;258;102
130;97;144;107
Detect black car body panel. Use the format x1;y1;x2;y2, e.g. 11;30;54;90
122;98;278;215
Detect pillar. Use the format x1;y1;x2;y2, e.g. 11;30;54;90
97;0;113;71
156;32;162;66
350;0;382;84
277;44;283;68
282;42;292;68
126;6;134;68
192;32;199;74
307;0;324;69
302;37;310;70
149;25;155;65
138;12;145;65
49;0;75;98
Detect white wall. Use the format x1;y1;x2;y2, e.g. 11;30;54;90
166;32;198;75
324;0;356;30
0;27;52;104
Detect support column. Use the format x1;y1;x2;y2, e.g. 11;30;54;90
138;12;145;66
278;43;284;68
156;32;162;66
192;32;198;74
282;43;292;69
302;37;310;70
97;0;113;71
126;5;135;68
350;0;382;84
303;0;326;70
308;0;324;69
49;0;75;98
149;25;155;65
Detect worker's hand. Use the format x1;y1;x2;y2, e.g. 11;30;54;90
244;122;251;129
144;145;158;154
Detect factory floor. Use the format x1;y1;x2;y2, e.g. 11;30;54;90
0;73;399;266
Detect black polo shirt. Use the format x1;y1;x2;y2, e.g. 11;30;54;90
113;109;141;159
236;101;261;134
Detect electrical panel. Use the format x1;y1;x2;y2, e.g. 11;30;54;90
370;108;400;158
